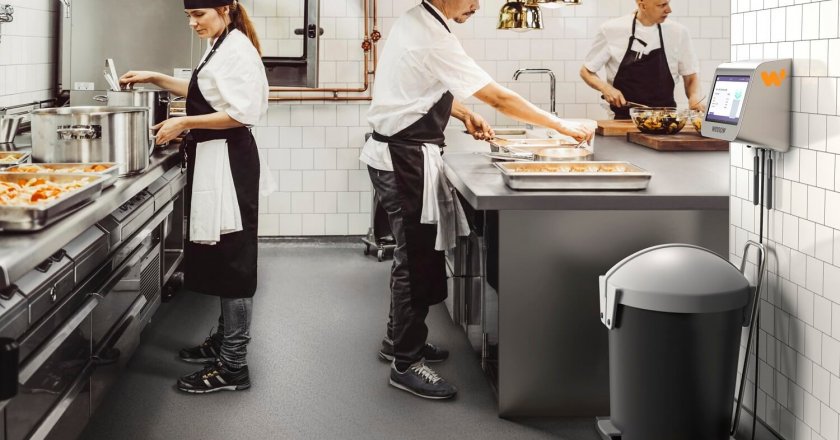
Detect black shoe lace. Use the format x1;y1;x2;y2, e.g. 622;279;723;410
411;363;442;384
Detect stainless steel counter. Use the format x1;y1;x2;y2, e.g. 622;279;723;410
0;145;182;290
442;133;729;211
441;130;731;417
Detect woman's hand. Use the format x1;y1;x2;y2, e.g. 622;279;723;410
152;118;188;145
464;112;494;141
119;71;159;89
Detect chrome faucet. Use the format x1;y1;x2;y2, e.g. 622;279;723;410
513;68;556;116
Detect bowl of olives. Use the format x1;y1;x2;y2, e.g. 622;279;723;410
629;107;688;135
690;110;704;132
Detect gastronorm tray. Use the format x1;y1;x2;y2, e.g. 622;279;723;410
489;137;578;152
0;173;107;232
0;151;31;166
494;161;652;190
0;162;120;188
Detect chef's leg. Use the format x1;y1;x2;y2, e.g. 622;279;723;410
368;166;427;370
218;296;253;369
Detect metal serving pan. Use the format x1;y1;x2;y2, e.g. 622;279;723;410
495;161;652;190
486;146;594;162
0;162;120;188
0;173;106;231
0;151;31;166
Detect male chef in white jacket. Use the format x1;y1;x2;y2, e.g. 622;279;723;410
362;0;593;400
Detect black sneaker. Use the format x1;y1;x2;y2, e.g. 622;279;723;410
389;361;457;400
379;338;449;363
177;360;251;394
179;332;222;364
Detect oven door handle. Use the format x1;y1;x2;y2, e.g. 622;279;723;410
18;296;99;384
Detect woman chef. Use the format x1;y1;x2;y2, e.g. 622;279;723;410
364;0;593;400
579;0;703;119
120;0;268;394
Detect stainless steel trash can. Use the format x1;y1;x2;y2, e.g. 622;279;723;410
595;244;753;440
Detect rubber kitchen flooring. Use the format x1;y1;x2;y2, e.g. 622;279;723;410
80;239;600;440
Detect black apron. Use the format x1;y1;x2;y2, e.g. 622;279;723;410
610;13;676;120
182;29;260;298
370;1;452;306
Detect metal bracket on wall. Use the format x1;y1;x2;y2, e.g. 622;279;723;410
0;5;12;44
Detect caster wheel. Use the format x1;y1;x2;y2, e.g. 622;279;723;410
377;250;384;262
162;272;184;302
364;244;370;255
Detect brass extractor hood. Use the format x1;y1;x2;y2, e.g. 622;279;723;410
497;1;543;32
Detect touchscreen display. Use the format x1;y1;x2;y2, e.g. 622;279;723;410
706;75;750;125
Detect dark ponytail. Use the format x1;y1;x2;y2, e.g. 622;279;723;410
216;2;262;56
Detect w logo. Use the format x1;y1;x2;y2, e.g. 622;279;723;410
761;69;787;87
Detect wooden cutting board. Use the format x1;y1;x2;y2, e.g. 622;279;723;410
596;120;639;136
627;131;729;151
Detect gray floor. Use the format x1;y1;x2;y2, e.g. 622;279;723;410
80;240;600;440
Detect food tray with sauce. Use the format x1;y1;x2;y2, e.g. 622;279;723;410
494;161;652;190
0;162;120;188
0;151;31;165
0;173;106;232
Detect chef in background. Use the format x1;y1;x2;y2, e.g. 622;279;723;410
363;0;593;400
579;0;703;119
120;0;267;394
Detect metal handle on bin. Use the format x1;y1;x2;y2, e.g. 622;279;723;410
730;240;766;436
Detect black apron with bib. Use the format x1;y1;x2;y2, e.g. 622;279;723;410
370;1;453;307
610;13;676;120
182;29;260;299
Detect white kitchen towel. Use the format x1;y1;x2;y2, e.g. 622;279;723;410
190;139;242;245
420;144;470;251
258;148;276;198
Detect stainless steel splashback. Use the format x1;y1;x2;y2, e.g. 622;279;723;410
60;0;203;105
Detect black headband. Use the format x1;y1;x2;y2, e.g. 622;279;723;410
184;0;233;8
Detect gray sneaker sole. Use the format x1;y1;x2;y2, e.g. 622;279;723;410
177;383;251;394
179;356;216;364
388;378;456;400
378;351;445;363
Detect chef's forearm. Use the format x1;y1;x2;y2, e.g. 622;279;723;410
179;112;244;131
450;100;470;123
579;66;610;95
683;73;701;105
474;82;564;132
151;73;189;98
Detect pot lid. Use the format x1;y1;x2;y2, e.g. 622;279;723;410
599;244;750;329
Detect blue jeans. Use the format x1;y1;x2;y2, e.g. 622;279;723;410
215;297;253;369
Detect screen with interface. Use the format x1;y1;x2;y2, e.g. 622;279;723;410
706;75;750;125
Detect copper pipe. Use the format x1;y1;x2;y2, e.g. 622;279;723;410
269;0;378;101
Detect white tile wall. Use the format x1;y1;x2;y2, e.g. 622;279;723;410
730;0;840;439
0;0;57;107
250;0;731;236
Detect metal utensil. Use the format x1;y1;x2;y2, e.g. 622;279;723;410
106;58;120;90
600;95;651;109
103;70;120;92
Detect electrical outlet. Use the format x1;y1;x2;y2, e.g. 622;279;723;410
74;82;95;91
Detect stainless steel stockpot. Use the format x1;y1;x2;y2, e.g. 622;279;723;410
95;89;170;146
31;106;150;176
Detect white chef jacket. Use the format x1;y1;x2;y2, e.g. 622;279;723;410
197;29;268;126
583;13;699;87
360;2;493;171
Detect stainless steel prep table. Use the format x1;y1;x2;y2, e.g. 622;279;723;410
0;145;182;290
441;132;730;417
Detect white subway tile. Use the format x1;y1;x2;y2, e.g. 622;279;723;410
817;295;834;334
788;5;804;41
732;14;744;45
313;192;337;214
277;171;302;192
301;171;325;192
803;79;820;114
826;265;840;304
794;249;810;287
822;403;839;440
803;149;819;185
336;148;361;170
830;40;840;77
802;288;817;327
348;170;371;192
821;0;839;39
824;332;840;375
278;127;303;149
348;213;369;235
817;224;835;263
812;40;829;77
794;182;810;218
324;214;348;235
832;374;840;413
795;114;811;150
795;40;812;76
290;150;314;170
815;365;832;404
802;3;821;41
291;192;314;213
756;10;771;43
300;214;325;235
325;170;349;192
819;79;837;116
804;220;819;255
772;8;788;42
290;105;314;126
336;105;360;127
817;153;836;191
277;214;302;235
337;192;360;213
743;11;757;44
827;191;840;229
787;212;803;249
810;187;827;224
808;256;825;295
828;117;840;154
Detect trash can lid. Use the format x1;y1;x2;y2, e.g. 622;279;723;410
598;244;750;329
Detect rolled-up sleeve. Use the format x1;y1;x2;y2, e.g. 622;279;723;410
422;38;493;101
583;28;610;74
210;50;268;126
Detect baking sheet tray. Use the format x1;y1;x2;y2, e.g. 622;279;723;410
0;173;106;232
0;151;31;166
489;137;578;152
494;161;652;190
0;163;120;188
